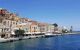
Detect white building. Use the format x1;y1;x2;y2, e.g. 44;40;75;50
47;24;54;33
2;19;16;35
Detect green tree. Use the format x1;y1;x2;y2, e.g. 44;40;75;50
53;23;58;32
62;29;68;33
53;23;58;27
15;29;25;37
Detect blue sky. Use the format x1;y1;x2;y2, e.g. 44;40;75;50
0;0;80;30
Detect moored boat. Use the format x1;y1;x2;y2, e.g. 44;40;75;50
45;33;55;37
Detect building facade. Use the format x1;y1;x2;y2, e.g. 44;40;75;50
47;24;54;33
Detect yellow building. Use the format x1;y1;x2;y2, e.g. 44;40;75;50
29;21;40;35
16;18;31;35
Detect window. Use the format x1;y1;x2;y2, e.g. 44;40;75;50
13;22;15;24
26;28;28;30
8;21;9;24
3;21;6;25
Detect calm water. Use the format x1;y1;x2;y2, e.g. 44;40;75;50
0;34;80;50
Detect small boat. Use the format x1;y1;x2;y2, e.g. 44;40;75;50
45;33;55;37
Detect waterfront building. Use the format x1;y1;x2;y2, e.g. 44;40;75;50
38;23;48;34
22;24;31;35
47;24;54;33
30;21;40;35
16;18;34;35
2;19;17;37
0;23;5;35
0;22;11;38
16;21;31;35
2;19;16;30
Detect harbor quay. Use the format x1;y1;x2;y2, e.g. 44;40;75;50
0;32;78;43
0;35;45;43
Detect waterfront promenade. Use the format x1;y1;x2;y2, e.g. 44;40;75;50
0;35;45;43
0;33;79;43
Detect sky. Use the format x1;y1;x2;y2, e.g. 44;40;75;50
0;0;80;31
